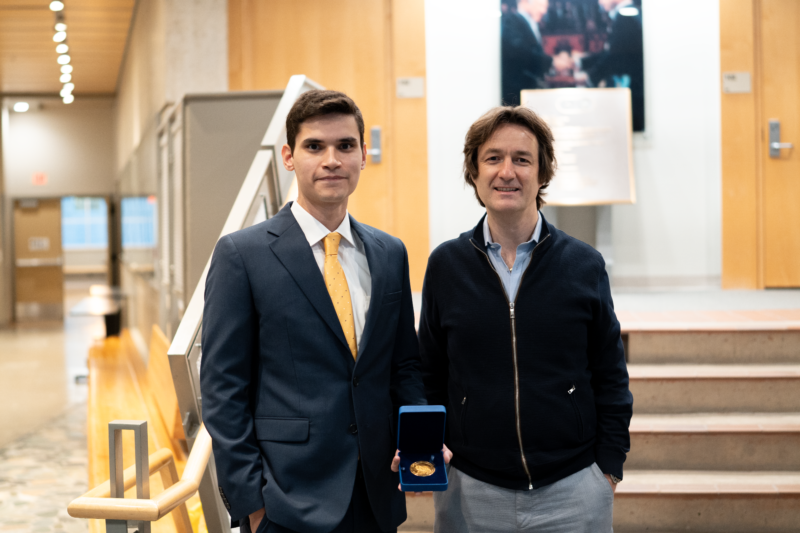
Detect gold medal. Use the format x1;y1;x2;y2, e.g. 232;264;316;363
409;461;436;477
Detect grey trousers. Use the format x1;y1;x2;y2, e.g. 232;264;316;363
433;463;613;533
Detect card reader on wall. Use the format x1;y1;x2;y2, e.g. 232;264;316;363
397;405;448;491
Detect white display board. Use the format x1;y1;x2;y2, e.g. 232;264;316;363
521;88;635;205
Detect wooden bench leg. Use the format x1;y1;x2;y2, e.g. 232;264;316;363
160;459;194;533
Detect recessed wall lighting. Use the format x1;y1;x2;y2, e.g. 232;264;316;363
60;73;72;83
50;1;65;11
13;102;30;112
63;94;75;104
57;54;71;65
55;22;67;32
53;31;67;43
56;44;69;54
61;64;73;74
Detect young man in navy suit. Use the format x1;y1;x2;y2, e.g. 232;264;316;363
201;91;448;533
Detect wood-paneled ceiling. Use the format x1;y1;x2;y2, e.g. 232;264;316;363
0;0;135;95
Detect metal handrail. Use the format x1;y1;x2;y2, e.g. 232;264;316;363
165;75;323;533
67;425;211;532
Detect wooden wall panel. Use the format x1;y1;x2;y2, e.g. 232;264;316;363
761;0;800;286
391;0;429;290
228;0;429;290
720;0;760;288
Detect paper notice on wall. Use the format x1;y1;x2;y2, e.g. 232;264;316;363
521;88;635;205
28;237;50;252
396;77;425;99
722;72;751;94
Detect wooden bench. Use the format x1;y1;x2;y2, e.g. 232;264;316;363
87;325;203;533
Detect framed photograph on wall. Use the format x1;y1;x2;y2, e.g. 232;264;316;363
501;0;644;131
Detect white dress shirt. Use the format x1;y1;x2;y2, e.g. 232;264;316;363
290;201;372;348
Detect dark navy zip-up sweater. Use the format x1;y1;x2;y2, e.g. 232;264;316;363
419;214;632;490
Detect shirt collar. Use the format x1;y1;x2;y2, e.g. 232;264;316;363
484;212;543;247
290;201;355;248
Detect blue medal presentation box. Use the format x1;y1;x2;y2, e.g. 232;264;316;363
397;405;448;491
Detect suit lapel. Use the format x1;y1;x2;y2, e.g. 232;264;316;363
268;207;350;353
350;216;386;363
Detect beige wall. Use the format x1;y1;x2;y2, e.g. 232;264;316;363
0;97;115;325
114;0;227;339
114;0;166;178
3;97;115;198
0;112;7;326
115;0;228;176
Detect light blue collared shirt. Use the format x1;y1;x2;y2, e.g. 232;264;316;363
484;213;543;302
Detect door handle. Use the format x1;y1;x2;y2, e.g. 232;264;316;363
770;142;794;150
366;126;382;164
768;120;794;158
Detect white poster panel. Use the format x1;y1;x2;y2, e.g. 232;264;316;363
521;88;635;205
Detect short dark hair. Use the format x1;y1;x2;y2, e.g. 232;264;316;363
285;90;365;151
463;106;557;210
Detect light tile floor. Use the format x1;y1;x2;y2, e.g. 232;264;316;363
0;275;104;533
0;404;88;533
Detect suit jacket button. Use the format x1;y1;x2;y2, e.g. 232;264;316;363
352;377;359;387
349;423;358;434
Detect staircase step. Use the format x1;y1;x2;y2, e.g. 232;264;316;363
626;330;800;364
614;470;800;532
627;414;800;470
401;493;434;531
629;364;800;413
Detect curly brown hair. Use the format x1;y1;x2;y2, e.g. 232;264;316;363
286;90;365;152
463;106;556;210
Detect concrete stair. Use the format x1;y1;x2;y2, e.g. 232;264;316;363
629;364;800;413
626;330;800;364
401;325;800;532
628;413;800;470
616;326;800;533
615;471;800;532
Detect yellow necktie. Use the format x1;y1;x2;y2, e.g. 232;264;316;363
324;232;358;359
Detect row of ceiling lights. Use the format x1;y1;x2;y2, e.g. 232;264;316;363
51;1;74;104
10;1;73;112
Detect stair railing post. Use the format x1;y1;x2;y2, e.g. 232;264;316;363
108;420;150;533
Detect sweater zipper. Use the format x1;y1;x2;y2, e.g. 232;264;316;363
470;233;550;490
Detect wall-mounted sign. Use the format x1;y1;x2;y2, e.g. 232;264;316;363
31;172;48;186
522;87;635;206
722;72;751;94
28;237;50;252
396;77;425;99
19;199;39;209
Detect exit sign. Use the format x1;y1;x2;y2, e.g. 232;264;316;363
31;172;47;186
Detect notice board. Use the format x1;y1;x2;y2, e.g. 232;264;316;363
521;88;635;206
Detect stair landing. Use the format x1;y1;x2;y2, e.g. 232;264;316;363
618;309;800;331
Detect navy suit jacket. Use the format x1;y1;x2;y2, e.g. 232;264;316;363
200;203;426;533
